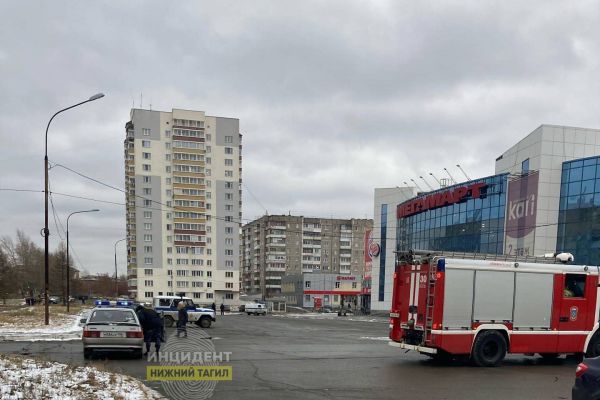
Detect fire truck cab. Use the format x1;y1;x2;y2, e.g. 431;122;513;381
389;250;600;366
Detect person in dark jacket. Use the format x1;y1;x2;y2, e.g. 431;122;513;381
136;305;163;355
211;302;216;312
220;303;225;316
176;302;188;338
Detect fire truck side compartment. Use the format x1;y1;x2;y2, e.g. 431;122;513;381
442;269;474;329
473;270;514;322
513;272;553;329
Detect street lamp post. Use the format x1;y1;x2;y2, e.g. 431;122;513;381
66;209;99;312
114;238;126;298
43;92;104;324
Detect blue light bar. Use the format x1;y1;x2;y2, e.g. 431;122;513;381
437;258;445;272
94;300;111;306
116;300;133;307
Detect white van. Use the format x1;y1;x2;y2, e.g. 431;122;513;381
245;303;267;316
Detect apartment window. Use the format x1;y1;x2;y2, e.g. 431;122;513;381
305;281;311;288
166;189;172;197
335;282;340;288
207;249;212;255
305;295;310;302
225;205;233;211
165;130;171;137
143;211;152;219
165;142;171;150
225;159;233;166
144;280;153;286
225;227;233;234
144;234;152;242
206;293;213;299
142;164;151;171
144;246;152;253
166;166;171;173
225;182;233;189
207;282;212;288
166;178;171;185
165;154;171;161
225;238;234;246
207;271;212;277
225;293;234;300
225;147;233;154
225;136;233;143
225;260;234;267
206;145;211;153
143;199;152;207
143;188;151;195
193;293;201;299
142;140;151;148
352;282;357;289
166;224;172;231
144;223;152;230
144;292;153;298
144;269;153;275
142;128;151;136
225;271;234;278
205;169;211;176
206;157;211;164
225;171;233;177
144;257;153;265
206;134;211;142
167;258;173;265
225;283;234;289
143;176;151;183
206;191;211;199
224;249;233;256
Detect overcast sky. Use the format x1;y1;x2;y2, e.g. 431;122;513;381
1;1;599;275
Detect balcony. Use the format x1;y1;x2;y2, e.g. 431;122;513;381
266;265;286;272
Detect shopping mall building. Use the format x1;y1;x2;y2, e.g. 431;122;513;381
371;124;600;312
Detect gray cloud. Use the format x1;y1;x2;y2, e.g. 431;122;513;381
1;0;599;274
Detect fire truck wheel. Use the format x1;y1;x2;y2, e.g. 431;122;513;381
586;332;600;357
471;330;507;367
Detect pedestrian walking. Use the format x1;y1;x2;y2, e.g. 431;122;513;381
176;302;188;338
220;303;225;316
211;302;216;312
136;305;163;355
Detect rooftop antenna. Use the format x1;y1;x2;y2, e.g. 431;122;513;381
456;164;471;181
410;178;423;192
443;168;456;184
429;172;442;188
419;176;434;191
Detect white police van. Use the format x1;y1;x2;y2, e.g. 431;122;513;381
152;296;216;328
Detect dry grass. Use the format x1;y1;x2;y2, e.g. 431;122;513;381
0;305;90;327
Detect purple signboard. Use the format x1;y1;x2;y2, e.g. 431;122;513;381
505;171;539;256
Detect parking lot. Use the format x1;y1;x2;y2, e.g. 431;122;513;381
0;313;578;399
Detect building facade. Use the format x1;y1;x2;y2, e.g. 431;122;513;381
370;124;600;311
281;273;363;309
124;108;241;305
241;215;372;299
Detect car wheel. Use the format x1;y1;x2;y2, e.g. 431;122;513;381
247;313;251;315
471;330;507;367
83;349;93;360
199;316;211;329
586;331;600;358
164;316;175;328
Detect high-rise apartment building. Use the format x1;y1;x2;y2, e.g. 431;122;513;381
241;215;372;298
124;108;241;305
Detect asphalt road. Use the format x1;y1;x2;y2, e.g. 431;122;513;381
0;313;579;399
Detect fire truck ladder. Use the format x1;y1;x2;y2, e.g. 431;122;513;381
423;260;437;344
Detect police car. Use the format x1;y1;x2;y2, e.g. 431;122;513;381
82;300;144;359
152;296;216;328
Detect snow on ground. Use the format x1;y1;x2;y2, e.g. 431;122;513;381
0;307;84;341
0;354;164;400
272;312;388;323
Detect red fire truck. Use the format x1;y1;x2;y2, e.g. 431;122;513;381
388;250;600;366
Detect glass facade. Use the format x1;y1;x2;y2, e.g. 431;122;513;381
557;156;600;265
397;174;508;254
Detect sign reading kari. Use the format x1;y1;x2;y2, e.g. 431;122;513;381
505;171;539;256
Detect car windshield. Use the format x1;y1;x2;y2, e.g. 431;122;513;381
88;309;137;324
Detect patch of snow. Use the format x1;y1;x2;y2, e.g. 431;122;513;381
360;336;390;341
0;354;165;399
0;313;83;342
272;313;387;323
